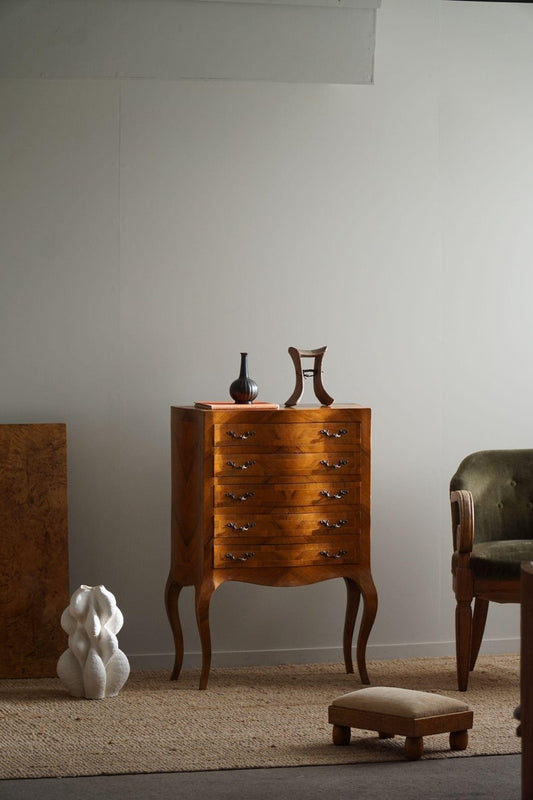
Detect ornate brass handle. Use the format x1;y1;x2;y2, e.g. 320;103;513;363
226;522;256;532
320;489;349;500
319;428;348;438
319;549;348;559
226;430;255;440
320;459;349;469
225;552;255;562
319;519;348;529
226;460;256;470
225;491;255;502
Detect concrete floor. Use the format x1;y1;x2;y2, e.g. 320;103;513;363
0;755;521;800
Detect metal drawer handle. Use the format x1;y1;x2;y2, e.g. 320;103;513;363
227;460;256;470
320;459;349;469
225;491;255;502
319;428;348;438
226;430;256;440
319;549;348;559
226;522;256;532
319;519;348;529
320;489;349;500
225;551;255;562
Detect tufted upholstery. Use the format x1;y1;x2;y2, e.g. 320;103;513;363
450;449;533;690
451;449;533;543
451;450;533;580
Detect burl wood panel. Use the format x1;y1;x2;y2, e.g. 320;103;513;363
0;424;69;678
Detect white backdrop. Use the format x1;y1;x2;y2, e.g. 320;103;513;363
1;0;532;669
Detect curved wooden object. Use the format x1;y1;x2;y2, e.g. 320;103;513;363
284;347;334;407
164;576;184;680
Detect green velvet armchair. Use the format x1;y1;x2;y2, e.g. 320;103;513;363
450;450;533;691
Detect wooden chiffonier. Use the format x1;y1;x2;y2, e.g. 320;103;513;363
165;404;377;689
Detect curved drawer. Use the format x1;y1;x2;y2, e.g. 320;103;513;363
215;421;360;451
214;482;359;509
215;451;359;481
214;538;359;569
214;510;361;541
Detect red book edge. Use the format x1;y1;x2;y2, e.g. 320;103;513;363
194;401;280;410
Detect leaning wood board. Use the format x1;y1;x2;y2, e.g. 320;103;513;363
0;424;69;677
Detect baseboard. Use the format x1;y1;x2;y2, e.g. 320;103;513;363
127;637;520;671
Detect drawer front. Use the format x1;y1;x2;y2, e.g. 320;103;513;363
214;510;361;541
214;422;360;451
214;482;359;510
214;451;359;481
214;537;358;569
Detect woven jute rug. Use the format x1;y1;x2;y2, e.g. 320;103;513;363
0;654;520;779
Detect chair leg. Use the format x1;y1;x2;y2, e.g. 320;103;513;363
456;599;473;691
470;598;489;671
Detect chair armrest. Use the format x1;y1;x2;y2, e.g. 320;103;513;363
450;489;474;554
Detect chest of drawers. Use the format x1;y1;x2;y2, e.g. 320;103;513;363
165;404;377;689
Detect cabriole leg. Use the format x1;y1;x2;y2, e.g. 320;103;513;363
343;577;361;674
195;581;216;690
165;574;184;681
356;573;378;685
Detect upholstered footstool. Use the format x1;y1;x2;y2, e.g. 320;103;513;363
328;686;473;761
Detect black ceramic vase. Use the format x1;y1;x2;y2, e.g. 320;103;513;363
229;352;258;404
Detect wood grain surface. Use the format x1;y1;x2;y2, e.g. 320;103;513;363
0;424;69;677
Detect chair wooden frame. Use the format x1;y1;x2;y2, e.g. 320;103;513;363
451;489;521;691
521;563;533;800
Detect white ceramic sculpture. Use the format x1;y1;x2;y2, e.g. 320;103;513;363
57;584;130;700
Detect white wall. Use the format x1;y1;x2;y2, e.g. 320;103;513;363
1;0;532;671
440;0;533;647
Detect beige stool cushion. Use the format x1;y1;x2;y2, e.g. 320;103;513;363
331;686;469;718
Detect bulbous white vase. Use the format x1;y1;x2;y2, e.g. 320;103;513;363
57;584;130;700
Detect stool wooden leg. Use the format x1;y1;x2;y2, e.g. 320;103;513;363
449;729;469;751
332;725;351;746
405;736;423;760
